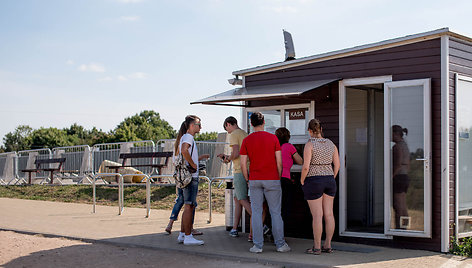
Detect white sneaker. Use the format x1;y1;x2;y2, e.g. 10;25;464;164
177;232;185;244
183;235;204;246
249;245;263;253
276;242;291;253
229;229;239;237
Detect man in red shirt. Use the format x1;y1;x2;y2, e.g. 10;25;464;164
240;112;291;253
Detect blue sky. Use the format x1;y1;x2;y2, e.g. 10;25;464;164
1;0;471;142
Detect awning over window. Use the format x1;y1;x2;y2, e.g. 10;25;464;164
191;78;340;106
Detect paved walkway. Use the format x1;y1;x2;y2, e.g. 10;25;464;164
0;198;471;267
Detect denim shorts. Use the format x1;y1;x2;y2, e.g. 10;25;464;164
182;177;199;206
302;175;337;200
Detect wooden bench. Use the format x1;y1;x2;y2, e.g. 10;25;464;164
21;158;66;184
106;152;173;183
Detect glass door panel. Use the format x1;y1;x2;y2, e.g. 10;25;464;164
384;79;431;237
345;86;384;233
456;75;472;237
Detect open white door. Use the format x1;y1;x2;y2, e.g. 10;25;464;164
384;78;431;238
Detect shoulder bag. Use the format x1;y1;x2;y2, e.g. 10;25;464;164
173;141;195;189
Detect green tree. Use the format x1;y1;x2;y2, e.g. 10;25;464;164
85;127;112;146
111;110;175;142
30;127;72;149
3;125;33;152
63;124;111;146
195;131;218;141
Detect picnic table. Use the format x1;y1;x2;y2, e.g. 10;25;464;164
21;157;66;184
106;152;173;183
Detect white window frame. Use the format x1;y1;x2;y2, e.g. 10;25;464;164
384;78;432;238
455;74;472;239
339;75;393;239
244;102;315;144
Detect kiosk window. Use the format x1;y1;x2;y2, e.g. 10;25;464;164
248;110;281;134
285;109;309;136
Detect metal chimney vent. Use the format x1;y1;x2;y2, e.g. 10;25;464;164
283;29;296;61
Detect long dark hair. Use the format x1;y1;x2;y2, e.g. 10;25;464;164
392;125;408;137
275;127;291;145
174;115;200;154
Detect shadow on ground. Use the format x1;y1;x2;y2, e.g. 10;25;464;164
2;239;276;268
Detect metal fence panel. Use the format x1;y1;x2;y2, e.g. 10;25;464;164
93;140;156;176
17;149;52;181
196;140;232;178
129;141;156;174
52;145;92;183
0;152;17;184
92;142;122;174
157;134;231;178
156;139;175;175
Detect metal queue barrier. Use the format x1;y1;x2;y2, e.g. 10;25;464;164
92;173;230;222
203;176;233;224
146;174;175;217
92;173;174;217
92;173;122;214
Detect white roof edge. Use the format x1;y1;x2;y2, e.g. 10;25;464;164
233;28;460;76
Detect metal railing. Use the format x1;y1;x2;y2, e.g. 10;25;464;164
201;175;233;223
92;173;121;214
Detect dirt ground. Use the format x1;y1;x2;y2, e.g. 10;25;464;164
0;231;276;268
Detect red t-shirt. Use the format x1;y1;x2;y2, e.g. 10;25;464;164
240;131;281;180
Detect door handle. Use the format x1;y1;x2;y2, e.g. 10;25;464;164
416;158;430;169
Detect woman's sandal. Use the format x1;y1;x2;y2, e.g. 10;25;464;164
191;229;203;236
165;223;172;235
247;234;253;242
321;247;333;253
305;247;321;255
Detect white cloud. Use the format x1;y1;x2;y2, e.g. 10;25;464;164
120;16;140;21
78;63;106;73
98;76;113;82
117;75;128;81
66;59;74;65
128;72;148;79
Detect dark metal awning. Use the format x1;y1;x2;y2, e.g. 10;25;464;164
191;78;340;107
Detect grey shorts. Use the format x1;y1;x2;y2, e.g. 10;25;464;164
233;173;248;201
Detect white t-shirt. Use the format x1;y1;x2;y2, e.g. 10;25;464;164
179;133;199;177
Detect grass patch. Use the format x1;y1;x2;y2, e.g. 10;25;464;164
0;183;226;213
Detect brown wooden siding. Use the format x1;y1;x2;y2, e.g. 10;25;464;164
449;37;472;239
246;38;443;251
